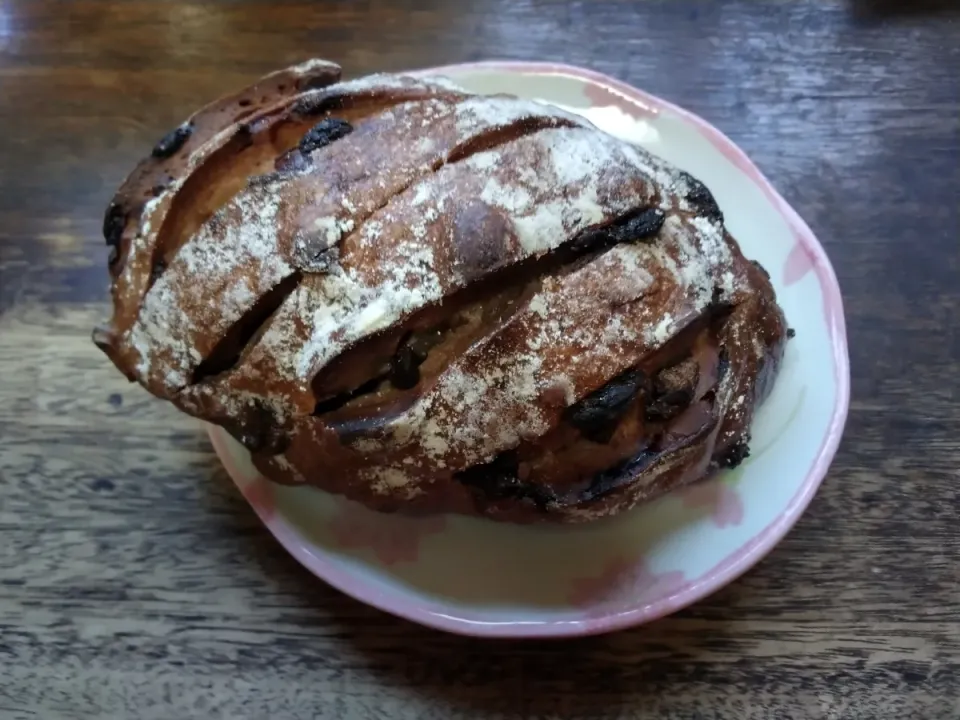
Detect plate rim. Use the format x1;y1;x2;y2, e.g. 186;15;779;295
209;60;850;638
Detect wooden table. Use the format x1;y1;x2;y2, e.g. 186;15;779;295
2;1;958;718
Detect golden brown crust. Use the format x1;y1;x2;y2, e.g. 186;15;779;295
94;59;787;523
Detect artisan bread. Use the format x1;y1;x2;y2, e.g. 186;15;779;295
93;59;788;523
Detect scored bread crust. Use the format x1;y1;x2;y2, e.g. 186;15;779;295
94;59;788;523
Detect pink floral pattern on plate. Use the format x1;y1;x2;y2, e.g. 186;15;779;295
783;240;817;287
582;83;658;120
679;480;744;528
328;500;447;566
240;477;276;522
569;556;687;616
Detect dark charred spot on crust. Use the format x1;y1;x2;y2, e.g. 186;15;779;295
581;448;659;502
293;94;342;117
456;451;557;511
751;259;771;279
232;400;289;455
568;207;665;254
102;202;126;262
717;346;730;382
238;98;252;107
564;368;645;443
451;201;517;282
149;259;167;284
151;122;194;159
717;439;750;469
646;357;699;422
299;117;353;154
681;172;723;224
235;121;254;139
787;327;796;339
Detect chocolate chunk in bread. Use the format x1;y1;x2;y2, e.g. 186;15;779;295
568;207;665;255
299;117;354;154
152;122;194;159
564;368;645;443
717;439;751;469
148;259;166;285
456;451;557;512
717;346;731;381
102;202;125;260
681;171;723;224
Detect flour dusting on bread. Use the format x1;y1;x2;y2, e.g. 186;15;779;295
94;60;788;523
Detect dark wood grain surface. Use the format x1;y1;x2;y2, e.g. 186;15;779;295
1;1;958;718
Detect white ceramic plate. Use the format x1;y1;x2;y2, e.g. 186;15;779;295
207;61;850;637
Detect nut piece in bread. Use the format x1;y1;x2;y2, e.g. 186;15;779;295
94;60;788;523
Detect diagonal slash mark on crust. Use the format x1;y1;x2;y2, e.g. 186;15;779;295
167;109;586;396
292;110;584;268
308;203;667;434
134;78;471;305
190;271;305;384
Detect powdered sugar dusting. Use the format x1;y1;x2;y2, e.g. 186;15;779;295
621;143;679;200
270;451;306;484
288;58;340;78
328;73;474;100
479;175;533;214
296;239;443;379
332;73;424;95
494;127;661;255
454;95;585;136
418;74;471;94
389;351;549;467
370;467;413;493
128;180;292;388
137;196;165;246
115;77;759;509
657;215;729;308
294;124;652;383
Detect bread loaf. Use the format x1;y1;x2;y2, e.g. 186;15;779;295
94;59;788;523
